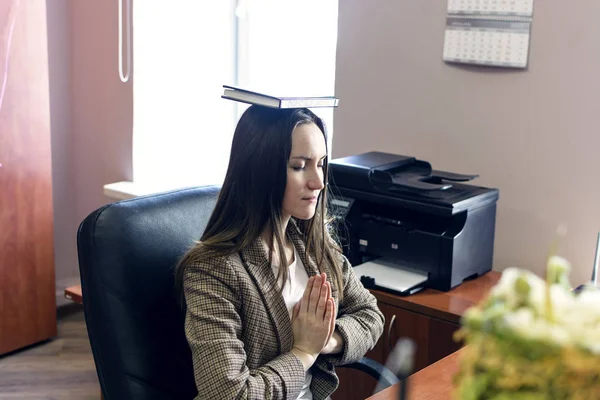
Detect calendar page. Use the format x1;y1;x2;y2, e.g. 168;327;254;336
448;0;534;16
444;0;533;69
443;18;531;68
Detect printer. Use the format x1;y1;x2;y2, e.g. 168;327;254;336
328;151;499;294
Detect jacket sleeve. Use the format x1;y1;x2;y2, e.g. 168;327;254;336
183;258;306;400
322;254;385;366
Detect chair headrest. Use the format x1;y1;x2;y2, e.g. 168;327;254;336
77;185;220;399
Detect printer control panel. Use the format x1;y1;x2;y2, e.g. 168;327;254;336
329;196;355;221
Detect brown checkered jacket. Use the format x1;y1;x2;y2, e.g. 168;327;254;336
183;220;384;399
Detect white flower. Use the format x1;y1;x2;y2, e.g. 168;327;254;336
481;265;600;355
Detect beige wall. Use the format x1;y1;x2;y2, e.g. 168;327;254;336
333;0;600;286
46;0;133;286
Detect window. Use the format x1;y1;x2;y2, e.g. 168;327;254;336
131;0;339;190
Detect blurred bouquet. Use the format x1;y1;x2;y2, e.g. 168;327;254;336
454;255;600;399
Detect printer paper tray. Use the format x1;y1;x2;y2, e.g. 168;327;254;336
353;258;429;296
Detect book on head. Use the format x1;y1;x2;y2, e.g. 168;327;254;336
221;85;339;109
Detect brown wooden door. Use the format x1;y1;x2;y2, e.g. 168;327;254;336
0;0;56;355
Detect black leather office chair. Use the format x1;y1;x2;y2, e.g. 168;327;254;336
77;185;397;399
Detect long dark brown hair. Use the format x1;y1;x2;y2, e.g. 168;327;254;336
174;105;344;304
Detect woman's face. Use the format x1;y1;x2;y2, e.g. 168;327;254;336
282;122;326;221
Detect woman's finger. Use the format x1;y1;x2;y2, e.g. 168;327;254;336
309;274;322;313
324;298;334;329
321;281;331;319
317;279;328;317
301;276;314;314
292;300;301;320
328;298;336;337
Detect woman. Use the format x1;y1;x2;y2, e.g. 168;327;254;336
175;105;384;399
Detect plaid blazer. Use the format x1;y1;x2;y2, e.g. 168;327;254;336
183;220;384;400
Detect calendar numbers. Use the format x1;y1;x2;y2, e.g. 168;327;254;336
448;0;534;16
443;19;530;68
444;0;532;69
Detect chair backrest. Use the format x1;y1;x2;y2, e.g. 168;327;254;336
77;185;220;400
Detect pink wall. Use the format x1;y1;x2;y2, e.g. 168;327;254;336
70;0;133;220
47;0;133;285
46;0;75;284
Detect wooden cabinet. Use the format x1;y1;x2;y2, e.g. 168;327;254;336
333;272;501;400
382;303;462;373
0;0;56;355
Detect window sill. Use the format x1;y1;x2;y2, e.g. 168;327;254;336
103;181;192;201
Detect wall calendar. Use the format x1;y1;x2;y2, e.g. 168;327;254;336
443;0;534;68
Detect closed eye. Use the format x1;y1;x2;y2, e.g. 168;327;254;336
292;164;324;171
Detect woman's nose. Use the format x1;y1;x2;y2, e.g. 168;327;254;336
308;171;325;190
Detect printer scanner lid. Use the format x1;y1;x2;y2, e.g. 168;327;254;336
330;151;499;215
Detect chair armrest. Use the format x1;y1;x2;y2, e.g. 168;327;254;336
339;357;399;390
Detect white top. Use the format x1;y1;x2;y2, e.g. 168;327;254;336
272;247;313;400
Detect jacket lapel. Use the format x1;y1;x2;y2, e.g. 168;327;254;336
286;221;318;278
239;237;294;353
287;220;339;300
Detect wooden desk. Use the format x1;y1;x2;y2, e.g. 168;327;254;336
370;271;501;325
367;347;464;400
333;271;500;400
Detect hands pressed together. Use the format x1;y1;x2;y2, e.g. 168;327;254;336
290;273;341;370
